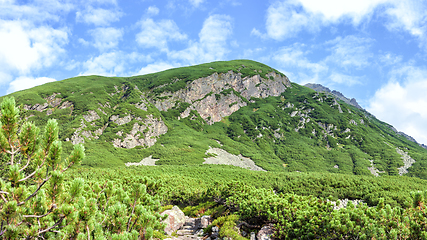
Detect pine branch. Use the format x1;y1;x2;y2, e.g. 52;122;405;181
17;176;51;206
23;204;56;218
127;198;138;231
37;216;65;235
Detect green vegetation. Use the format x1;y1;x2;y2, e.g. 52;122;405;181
3;59;427;238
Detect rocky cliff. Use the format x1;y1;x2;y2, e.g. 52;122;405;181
151;70;291;124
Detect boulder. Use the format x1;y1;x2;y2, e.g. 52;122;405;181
257;224;275;240
162;206;186;235
197;215;212;229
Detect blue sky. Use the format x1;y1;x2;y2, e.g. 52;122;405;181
1;0;427;144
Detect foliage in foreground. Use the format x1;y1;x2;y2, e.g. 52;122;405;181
67;166;427;239
0;98;165;239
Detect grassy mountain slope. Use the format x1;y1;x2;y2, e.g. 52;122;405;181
5;60;427;179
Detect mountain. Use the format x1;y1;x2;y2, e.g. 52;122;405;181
6;60;427;179
304;83;363;109
305;83;427;150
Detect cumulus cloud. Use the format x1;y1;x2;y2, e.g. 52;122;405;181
262;0;427;44
325;35;373;69
136;18;187;52
297;0;389;23
272;44;328;84
367;65;427;144
76;7;122;26
265;1;321;40
189;0;205;8
168;14;233;64
88;27;123;51
135;62;179;76
0;0;74;23
81;51;151;76
384;0;426;37
81;51;127;76
329;73;362;86
0;19;68;75
7;76;56;94
146;6;159;16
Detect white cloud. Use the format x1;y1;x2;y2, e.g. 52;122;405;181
325;35;373;69
136;18;187;52
0;20;68;75
329;73;362;86
88;27;123;51
189;0;205;8
81;51;151;76
81;52;126;76
0;0;74;23
367;65;427;144
263;0;427;44
297;0;389;24
384;0;426;37
169;14;233;64
265;1;320;40
135;62;179;76
272;44;328;84
250;28;267;39
379;53;403;65
7;76;56;94
147;6;159;16
76;7;122;26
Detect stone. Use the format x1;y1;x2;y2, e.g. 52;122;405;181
197;215;212;229
162;206;186;235
250;232;256;240
257;224;274;240
203;147;265;171
83;110;100;122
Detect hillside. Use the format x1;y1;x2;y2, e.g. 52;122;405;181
6;59;427;179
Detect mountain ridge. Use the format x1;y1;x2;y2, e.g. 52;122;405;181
4;60;427;179
305;82;427;150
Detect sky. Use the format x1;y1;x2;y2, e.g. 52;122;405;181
1;0;427;145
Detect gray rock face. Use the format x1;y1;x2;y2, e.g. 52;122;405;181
110;115;132;125
23;93;74;115
152;71;291;124
113;114;168;148
83;110;100;122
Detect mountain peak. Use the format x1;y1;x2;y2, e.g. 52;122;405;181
304;83;362;109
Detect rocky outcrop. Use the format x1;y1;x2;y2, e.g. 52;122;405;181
203;147;265;171
152;71;290;124
125;155;159;166
110;115;132;125
305;83;362;109
83;110;100;122
368;159;384;177
23;93;74;115
396;148;416;175
113;114;168;148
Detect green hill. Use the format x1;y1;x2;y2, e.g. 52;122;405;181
5;59;427;179
3;59;427;239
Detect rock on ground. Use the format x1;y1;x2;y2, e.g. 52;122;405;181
203;147;265;171
162;206;186;235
